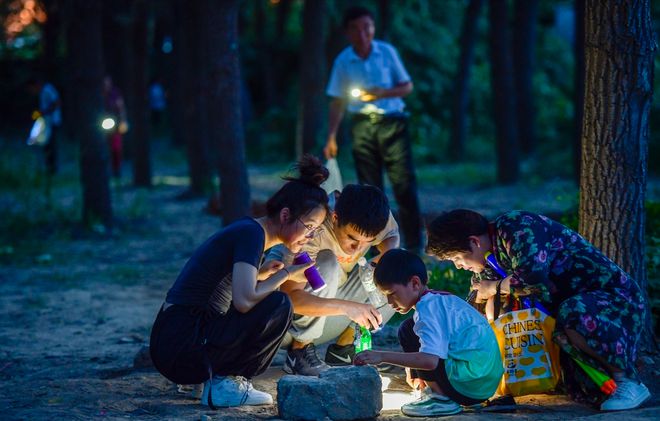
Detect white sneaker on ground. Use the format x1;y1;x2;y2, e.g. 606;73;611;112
401;390;462;417
201;375;273;407
600;378;650;411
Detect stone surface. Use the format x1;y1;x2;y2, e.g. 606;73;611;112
278;366;382;420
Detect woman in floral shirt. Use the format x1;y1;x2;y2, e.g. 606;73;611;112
426;209;650;411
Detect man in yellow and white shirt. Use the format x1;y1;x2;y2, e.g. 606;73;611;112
267;184;399;376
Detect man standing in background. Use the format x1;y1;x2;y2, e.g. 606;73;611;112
323;6;422;253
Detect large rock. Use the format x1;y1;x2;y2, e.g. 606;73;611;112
277;366;382;420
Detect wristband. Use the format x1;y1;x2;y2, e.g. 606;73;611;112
281;267;290;280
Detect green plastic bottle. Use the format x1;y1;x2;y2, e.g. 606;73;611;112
354;324;372;353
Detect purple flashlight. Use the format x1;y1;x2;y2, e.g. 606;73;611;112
293;252;326;291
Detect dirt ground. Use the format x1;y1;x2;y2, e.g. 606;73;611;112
0;157;659;420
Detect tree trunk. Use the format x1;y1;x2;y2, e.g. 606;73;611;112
579;0;654;348
275;0;292;39
103;1;135;161
296;0;326;157
512;0;537;156
41;0;62;78
255;0;275;111
377;0;391;41
176;0;211;197
573;0;585;185
206;0;250;224
488;0;519;183
131;0;153;187
450;0;483;161
68;0;113;231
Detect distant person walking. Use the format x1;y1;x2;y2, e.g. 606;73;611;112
324;6;422;252
28;77;62;175
102;76;128;178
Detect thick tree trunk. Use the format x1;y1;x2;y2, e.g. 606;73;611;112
450;0;483;161
512;0;537;156
296;0;326;157
131;0;153;187
579;0;654;348
103;1;135;161
255;0;275;111
206;0;250;224
176;0;211;197
488;0;519;183
68;0;113;230
573;0;585;185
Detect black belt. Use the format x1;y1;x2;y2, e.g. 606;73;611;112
351;112;409;123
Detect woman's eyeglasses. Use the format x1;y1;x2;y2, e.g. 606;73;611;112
297;218;324;239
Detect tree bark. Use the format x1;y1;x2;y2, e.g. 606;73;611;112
103;1;135;161
450;0;483;161
131;0;153;187
488;0;519;183
296;0;326;157
377;0;391;41
176;0;211;197
206;0;250;224
67;0;113;231
41;0;62;78
512;0;537;156
573;0;585;185
579;0;654;348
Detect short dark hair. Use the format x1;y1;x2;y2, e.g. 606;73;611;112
266;154;329;220
342;6;374;28
334;184;390;237
374;249;428;287
426;209;489;259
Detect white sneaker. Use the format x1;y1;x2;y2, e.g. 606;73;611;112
201;375;273;407
600;378;650;411
401;391;462;417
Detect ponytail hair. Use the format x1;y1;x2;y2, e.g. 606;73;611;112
266;154;329;220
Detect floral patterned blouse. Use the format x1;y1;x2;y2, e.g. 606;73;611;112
472;210;639;310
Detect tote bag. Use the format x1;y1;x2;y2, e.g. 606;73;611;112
491;306;561;396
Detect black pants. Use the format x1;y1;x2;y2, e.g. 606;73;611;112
44;126;58;175
351;114;422;249
150;291;292;384
398;318;485;406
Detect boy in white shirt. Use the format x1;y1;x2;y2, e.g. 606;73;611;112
354;249;503;417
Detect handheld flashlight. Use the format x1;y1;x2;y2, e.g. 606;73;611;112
101;118;116;130
350;88;363;98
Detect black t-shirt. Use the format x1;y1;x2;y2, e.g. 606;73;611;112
165;217;265;316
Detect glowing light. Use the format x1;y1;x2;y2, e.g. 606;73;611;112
102;118;116;130
350;88;363;98
380;375;418;411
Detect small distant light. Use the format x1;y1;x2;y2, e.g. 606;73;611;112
161;36;173;54
350;88;362;98
102;118;116;130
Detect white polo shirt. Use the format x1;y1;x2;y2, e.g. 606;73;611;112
326;40;411;115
